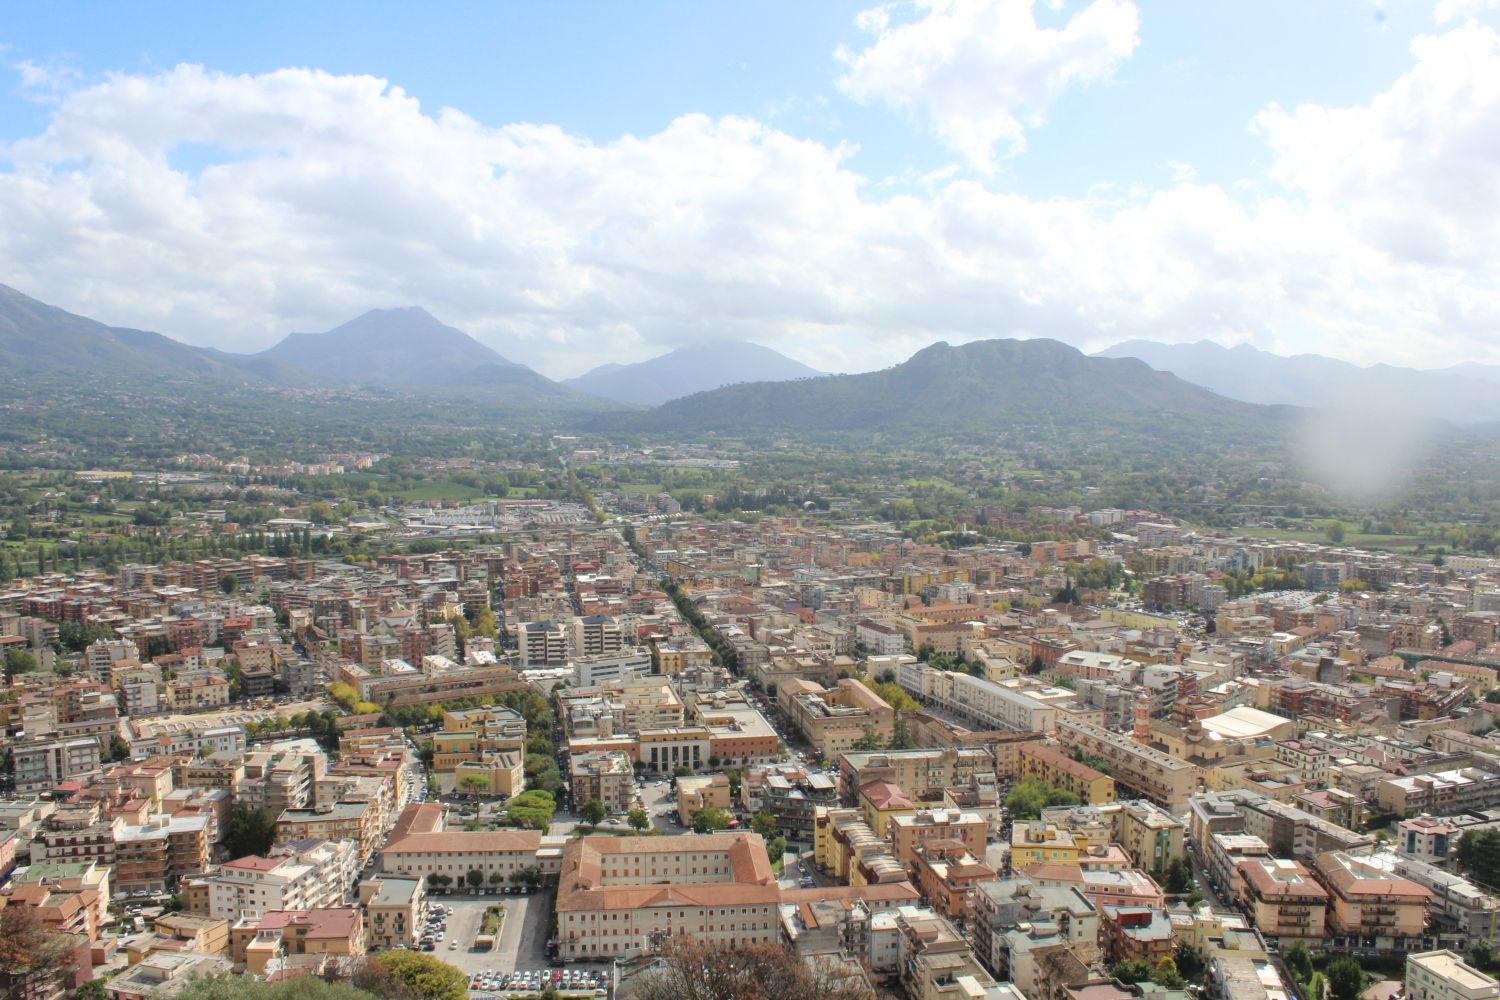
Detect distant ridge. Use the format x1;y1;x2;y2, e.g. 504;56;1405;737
1097;339;1500;425
0;283;313;385
563;340;822;406
255;306;581;400
620;337;1273;434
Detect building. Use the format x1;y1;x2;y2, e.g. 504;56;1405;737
1056;720;1198;809
1395;856;1500;950
571;751;635;814
1237;858;1329;942
778;678;895;758
1378;768;1500;817
359;875;426;951
1407;951;1500;1000
676;774;733;826
912;840;997;920
105;953;230;1000
431;706;526;772
1403;816;1458;862
741;764;839;843
378;803;541;884
14;738;102;794
275;801;377;866
194;843;352;923
1311;850;1432;950
233;907;367;975
890;810;988;867
554;833;781;961
1018;744;1116;805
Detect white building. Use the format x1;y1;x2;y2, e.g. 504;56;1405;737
1408;951;1500;1000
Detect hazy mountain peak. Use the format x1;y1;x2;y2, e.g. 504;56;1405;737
564;338;822;406
1098;338;1500;424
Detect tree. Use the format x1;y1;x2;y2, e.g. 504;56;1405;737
692;807;731;834
466;869;484;890
1163;857;1194;894
357;951;468;1000
1284;941;1314;985
627;808;651;831
219;573;239;594
0;905;75;998
1325;521;1346;544
1326;957;1366;1000
157;974;381;1000
1005;777;1080;820
1458;828;1500;888
1152;957;1186;989
488;872;504;886
580;798;607;826
1473;943;1494;972
223;804;278;859
630;938;870;1000
751;811;778;838
3;648;37;680
1110;960;1154;984
76;979;109;1000
458;774;491;796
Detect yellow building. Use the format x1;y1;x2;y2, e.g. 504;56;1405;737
676;774;732;825
431;706;526;772
1010;820;1086;868
1018;743;1116;805
453;753;525;797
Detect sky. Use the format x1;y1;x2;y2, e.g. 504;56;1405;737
4;0;1500;378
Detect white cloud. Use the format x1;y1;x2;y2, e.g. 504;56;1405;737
835;0;1140;171
3;26;1500;377
1436;0;1498;24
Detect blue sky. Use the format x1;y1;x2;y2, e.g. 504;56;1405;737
3;1;1500;376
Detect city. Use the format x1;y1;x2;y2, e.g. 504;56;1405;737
8;3;1500;1000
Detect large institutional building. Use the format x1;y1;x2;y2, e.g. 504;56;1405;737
555;833;782;961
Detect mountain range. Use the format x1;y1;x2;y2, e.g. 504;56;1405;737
1096;339;1500;425
619;338;1276;436
562;340;822;406
4;281;1496;445
0;284;820;409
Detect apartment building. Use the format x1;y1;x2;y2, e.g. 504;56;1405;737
900;664;1072;733
1018;743;1116;805
1408;951;1500;1000
1378;768;1500;817
571;615;623;658
1037;801;1186;878
518;620;569;667
1312;851;1432;950
275;801;377;866
554;833;781;961
1237;858;1329;942
192;843;352;923
234;907;367;975
777;677;895;757
14;738;102;794
972;875;1099;1000
838;747;999;805
912;840;997;921
890;810;988;867
571;750;635;813
1056;719;1199;809
358;875;426;951
740;764;838;842
431;706;526;772
1395;857;1500;949
676;774;732;826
